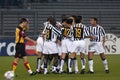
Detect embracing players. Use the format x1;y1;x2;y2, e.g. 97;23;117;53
68;15;89;74
42;16;62;74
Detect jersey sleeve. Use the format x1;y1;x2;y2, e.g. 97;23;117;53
100;26;106;37
42;22;49;34
19;30;26;38
83;25;89;37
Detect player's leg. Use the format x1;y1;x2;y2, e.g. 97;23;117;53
11;58;19;72
79;40;86;74
43;54;49;74
80;52;86;74
71;53;78;74
88;52;94;74
56;55;61;72
59;53;66;73
68;41;79;74
11;44;21;73
64;53;69;73
51;54;59;73
36;51;43;73
99;53;109;73
23;56;36;75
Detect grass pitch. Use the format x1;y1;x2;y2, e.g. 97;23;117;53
0;55;120;80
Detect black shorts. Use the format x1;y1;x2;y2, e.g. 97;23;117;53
15;43;27;58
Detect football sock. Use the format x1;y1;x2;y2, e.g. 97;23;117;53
57;58;61;69
24;62;32;74
36;58;41;72
41;62;44;69
88;59;94;72
11;62;18;72
73;58;78;72
102;59;109;70
68;58;72;72
81;58;86;69
60;59;64;71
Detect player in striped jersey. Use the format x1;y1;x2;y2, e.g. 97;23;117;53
42;16;62;74
88;17;109;74
68;16;89;74
59;16;73;73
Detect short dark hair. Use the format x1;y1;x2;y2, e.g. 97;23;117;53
19;18;28;24
75;16;82;23
66;18;73;25
90;17;98;23
47;16;56;26
61;14;69;23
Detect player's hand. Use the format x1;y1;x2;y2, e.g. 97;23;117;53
91;36;97;40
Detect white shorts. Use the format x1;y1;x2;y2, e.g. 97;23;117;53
57;44;62;56
61;39;72;53
36;36;43;52
43;41;58;54
88;42;105;54
70;40;86;54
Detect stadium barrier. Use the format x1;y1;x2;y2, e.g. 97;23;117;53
0;34;120;56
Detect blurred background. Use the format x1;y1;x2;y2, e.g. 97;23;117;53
0;0;120;38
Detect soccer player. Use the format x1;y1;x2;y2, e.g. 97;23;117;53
42;16;62;74
36;29;44;73
68;15;89;74
59;16;73;73
88;17;109;74
11;18;37;75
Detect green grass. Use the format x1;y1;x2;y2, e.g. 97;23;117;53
0;55;120;80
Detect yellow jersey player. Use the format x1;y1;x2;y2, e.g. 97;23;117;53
11;18;37;76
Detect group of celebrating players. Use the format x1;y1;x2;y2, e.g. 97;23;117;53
10;14;109;76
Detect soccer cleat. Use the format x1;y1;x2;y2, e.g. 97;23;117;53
87;71;94;74
80;69;85;74
59;70;64;74
75;71;79;74
67;71;73;74
56;69;60;72
44;71;48;75
30;72;37;76
105;70;109;74
52;71;59;74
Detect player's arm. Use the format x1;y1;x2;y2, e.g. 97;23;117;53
19;30;37;45
50;24;62;36
101;27;106;46
25;36;37;45
102;37;105;46
84;26;97;39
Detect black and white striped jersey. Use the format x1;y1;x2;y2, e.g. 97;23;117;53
88;24;106;42
71;23;89;40
42;22;62;42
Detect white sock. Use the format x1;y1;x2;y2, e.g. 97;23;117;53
41;62;44;69
103;59;109;70
68;59;72;72
81;58;86;69
44;68;48;74
60;59;64;71
36;58;41;72
52;66;57;72
68;59;71;70
74;59;78;72
88;60;94;72
28;70;33;74
57;63;60;69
